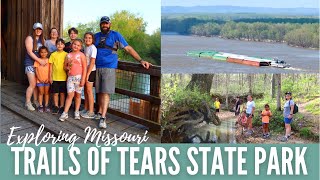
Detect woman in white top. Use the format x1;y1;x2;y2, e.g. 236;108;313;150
81;32;97;119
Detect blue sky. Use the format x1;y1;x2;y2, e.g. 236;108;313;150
161;0;319;8
64;0;161;35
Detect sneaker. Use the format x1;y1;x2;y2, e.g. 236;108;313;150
262;134;267;139
280;136;288;142
52;106;59;114
99;117;107;129
81;111;95;119
25;102;35;111
58;107;64;114
266;133;270;138
80;109;87;116
59;112;68;121
33;101;40;108
95;113;102;120
45;106;51;113
74;111;80;120
38;106;44;113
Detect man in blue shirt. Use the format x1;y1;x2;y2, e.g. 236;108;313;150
95;16;151;128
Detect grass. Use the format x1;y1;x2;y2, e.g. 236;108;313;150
305;98;320;115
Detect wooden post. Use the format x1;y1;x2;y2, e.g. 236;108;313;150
149;75;161;123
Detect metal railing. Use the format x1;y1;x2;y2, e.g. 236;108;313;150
103;61;161;131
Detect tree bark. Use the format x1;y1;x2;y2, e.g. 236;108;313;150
225;74;230;108
248;74;253;95
276;74;282;111
271;74;275;98
186;74;214;94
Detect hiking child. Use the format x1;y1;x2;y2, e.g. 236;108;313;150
237;110;248;133
34;46;50;112
261;104;272;138
59;39;87;121
49;38;68;114
81;32;97;119
214;98;221;113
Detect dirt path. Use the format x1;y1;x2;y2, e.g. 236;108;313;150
234;99;319;144
298;99;319;135
216;110;237;121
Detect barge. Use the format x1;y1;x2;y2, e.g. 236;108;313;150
187;51;290;68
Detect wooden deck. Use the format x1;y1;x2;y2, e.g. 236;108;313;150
1;80;160;143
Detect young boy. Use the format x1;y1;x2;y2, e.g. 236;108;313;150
64;27;79;53
49;38;68;114
261;104;272;138
214;98;221;113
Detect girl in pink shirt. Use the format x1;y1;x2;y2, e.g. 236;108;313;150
59;39;87;121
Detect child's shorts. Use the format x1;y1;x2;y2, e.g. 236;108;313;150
51;81;67;93
246;113;254;118
67;75;83;94
87;71;96;83
36;83;50;87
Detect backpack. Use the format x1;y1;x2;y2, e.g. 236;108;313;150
290;100;298;114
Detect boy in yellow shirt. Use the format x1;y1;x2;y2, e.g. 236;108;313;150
214;98;221;113
49;38;68;114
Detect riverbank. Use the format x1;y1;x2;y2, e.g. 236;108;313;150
190;34;319;50
162;34;319;73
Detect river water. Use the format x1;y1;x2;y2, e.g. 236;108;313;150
186;118;237;144
161;34;319;74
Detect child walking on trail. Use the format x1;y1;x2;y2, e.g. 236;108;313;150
214;98;221;113
261;104;272;138
49;38;68;114
81;32;97;119
59;39;87;121
237;110;248;133
34;46;50;112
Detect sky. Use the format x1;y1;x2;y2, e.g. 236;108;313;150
161;0;319;8
64;0;161;35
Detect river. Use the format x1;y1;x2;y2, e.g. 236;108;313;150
161;34;319;73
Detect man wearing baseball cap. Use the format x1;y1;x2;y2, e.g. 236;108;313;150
94;16;152;128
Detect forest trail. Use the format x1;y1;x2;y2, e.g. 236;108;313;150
235;99;319;144
216;110;237;121
297;99;319;135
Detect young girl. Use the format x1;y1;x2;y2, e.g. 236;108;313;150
59;39;87;121
261;104;272;138
34;46;50;112
81;32;97;119
237;111;248;133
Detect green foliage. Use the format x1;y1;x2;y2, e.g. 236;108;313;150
161;75;212;119
299;127;312;138
282;74;319;102
305;99;320;115
63;11;160;65
162;14;319;48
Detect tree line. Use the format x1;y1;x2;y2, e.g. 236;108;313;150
63;10;161;65
162;16;319;48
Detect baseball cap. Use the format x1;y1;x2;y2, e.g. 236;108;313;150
285;91;292;95
100;16;111;24
33;22;43;30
